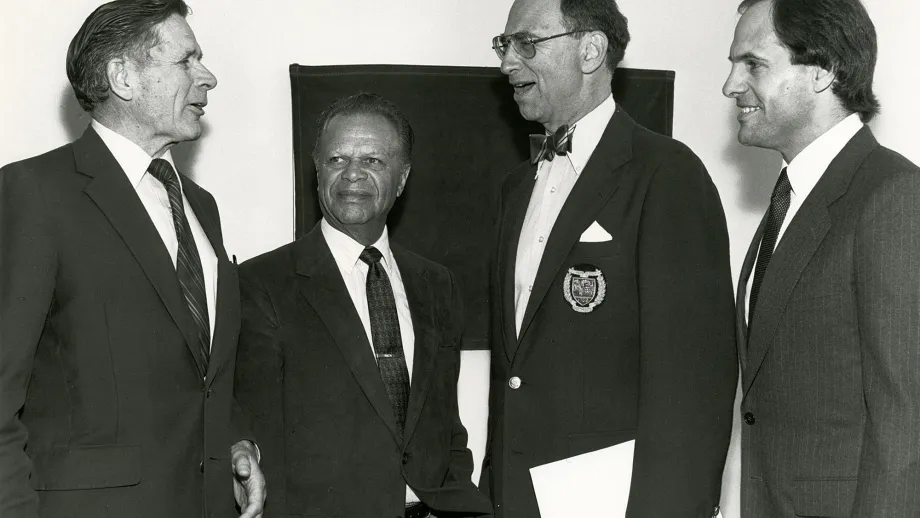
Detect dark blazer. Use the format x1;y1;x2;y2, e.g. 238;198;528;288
481;107;738;518
0;128;243;518
737;126;920;517
233;224;493;518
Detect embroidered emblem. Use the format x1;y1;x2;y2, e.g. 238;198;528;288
562;264;606;313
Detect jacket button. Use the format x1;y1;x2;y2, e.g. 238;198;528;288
402;452;410;465
508;376;522;389
743;412;756;425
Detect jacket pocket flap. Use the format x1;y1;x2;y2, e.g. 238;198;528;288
30;445;141;490
792;478;856;517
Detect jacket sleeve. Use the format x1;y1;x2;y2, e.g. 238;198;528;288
850;165;920;518
629;147;738;518
0;163;58;518
233;265;286;514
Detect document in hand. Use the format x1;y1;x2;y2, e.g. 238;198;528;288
529;440;635;517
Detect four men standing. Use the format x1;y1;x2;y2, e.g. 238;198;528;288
2;0;918;516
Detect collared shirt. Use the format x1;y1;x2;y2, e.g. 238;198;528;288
744;113;864;321
91;119;218;346
320;219;419;504
514;94;617;336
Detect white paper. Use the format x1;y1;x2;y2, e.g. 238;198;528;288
579;220;613;242
529;440;635;517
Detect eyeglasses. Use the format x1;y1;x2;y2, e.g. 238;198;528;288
491;30;592;60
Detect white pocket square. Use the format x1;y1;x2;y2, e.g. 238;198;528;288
579;221;612;242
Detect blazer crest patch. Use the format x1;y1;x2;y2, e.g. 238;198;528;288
563;264;606;313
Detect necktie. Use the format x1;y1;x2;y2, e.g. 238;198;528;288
749;167;792;326
147;158;210;376
530;124;575;164
359;246;411;437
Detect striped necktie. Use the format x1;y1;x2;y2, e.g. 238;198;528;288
147;158;210;376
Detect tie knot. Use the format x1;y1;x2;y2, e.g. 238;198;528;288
772;167;792;200
359;246;383;266
148;158;178;187
530;124;575;164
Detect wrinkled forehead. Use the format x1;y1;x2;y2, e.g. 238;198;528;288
149;14;201;59
505;0;564;34
322;113;401;151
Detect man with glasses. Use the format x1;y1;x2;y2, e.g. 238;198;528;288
480;0;737;516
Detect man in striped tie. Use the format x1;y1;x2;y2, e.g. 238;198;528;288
0;1;264;517
234;93;493;518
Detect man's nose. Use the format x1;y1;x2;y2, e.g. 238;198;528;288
722;64;744;98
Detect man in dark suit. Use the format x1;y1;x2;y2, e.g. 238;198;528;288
480;0;738;516
724;0;920;516
233;93;493;518
0;1;265;517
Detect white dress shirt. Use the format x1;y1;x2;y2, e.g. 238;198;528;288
744;113;864;321
514;94;617;336
92;119;218;346
320;219;420;504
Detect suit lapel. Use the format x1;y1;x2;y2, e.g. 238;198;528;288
499;166;536;362
742;127;877;396
295;225;402;445
394;247;436;444
515;107;633;348
736;214;766;370
75;128;206;378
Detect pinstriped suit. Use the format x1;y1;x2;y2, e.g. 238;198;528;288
737;126;920;517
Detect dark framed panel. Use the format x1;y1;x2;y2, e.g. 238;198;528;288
291;64;675;349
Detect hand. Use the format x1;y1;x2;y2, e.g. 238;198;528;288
231;440;266;518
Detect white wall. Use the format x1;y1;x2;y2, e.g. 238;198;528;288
2;1;917;517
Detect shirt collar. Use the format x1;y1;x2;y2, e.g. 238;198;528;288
783;113;863;198
535;94;616;178
91;118;176;189
321;218;394;275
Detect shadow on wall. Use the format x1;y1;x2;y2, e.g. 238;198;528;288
720;107;780;213
58;83;205;181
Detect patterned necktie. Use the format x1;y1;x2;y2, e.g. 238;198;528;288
749;167;792;326
530;124;575;164
359;246;410;437
147;158;210;376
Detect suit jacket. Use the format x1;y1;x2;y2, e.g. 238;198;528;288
480;107;738;518
0;128;243;518
737;126;920;517
233;224;493;517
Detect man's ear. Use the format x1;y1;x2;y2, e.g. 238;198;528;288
107;58;134;101
396;164;411;197
580;31;608;74
813;65;835;94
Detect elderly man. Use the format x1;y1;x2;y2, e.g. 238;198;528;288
234;93;493;518
0;1;264;517
481;0;737;516
724;0;920;516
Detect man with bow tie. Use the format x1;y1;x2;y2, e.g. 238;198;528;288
0;1;264;517
479;0;738;516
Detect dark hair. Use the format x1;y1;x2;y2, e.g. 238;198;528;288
66;0;190;112
312;93;415;164
738;0;880;122
559;0;630;72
